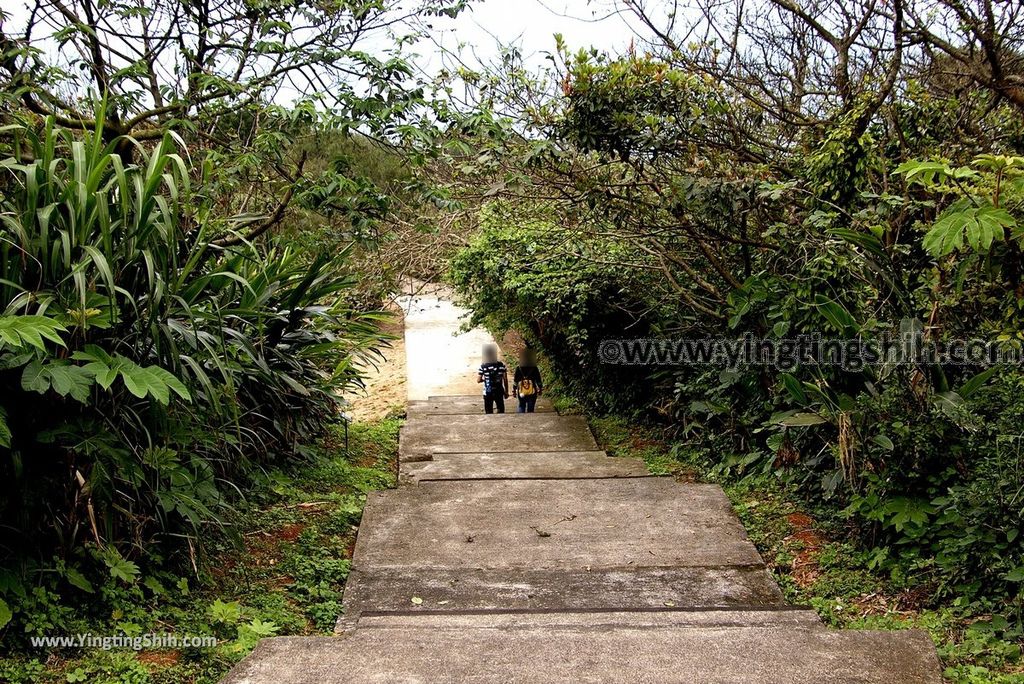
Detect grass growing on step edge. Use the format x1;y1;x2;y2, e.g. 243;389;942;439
0;417;401;684
587;414;1024;684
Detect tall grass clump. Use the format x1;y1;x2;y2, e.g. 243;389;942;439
0;112;386;632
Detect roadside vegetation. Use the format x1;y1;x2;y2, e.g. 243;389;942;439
0;418;400;683
0;0;435;674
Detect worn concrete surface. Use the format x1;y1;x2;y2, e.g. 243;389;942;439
400;450;649;481
353;608;821;629
223;627;943;684
350;480;764;569
408;395;555;414
399;414;598;461
341;565;786;617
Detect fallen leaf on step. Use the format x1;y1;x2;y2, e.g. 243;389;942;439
411;596;423;605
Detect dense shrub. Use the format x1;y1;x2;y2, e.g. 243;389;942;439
449;202;665;412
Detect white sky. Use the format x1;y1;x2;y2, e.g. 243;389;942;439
1;0;639;106
410;0;635;72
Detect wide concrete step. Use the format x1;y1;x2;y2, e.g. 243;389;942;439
341;478;781;623
342;479;770;622
354;608;821;629
409;394;555;414
351;479;763;570
341;565;786;619
399;450;649;481
399;414;598;461
426;394;554;404
223;624;942;683
352;610;823;630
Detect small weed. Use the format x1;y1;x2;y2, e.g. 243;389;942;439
587;416;685;475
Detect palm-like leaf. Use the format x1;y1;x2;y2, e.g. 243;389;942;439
0;108;388;568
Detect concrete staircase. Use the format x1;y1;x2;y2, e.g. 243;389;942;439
223;394;943;683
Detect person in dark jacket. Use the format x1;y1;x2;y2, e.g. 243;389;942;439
513;349;543;413
477;344;508;414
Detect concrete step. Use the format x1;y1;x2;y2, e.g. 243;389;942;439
351;479;764;571
409;394;555;414
340;565;786;620
426;394;553;403
399;414;598;461
399;450;649;482
223;624;942;683
353;608;821;629
341;478;779;623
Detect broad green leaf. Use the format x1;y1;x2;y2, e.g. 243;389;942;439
0;315;67;351
0;407;10;449
142;576;165;596
780;373;806;404
0;597;11;628
829;228;887;260
121;364;159;401
777;411;828;427
208;599;243;624
46;364;94;402
104;553;140;584
923;203;1016;257
84;361;119;390
959;367;999;399
64;566;95;593
21;361;49;394
146;365;192;402
244;618;278;637
1005;566;1024;582
924;209;967;256
895;160;952;185
974;154;1024;172
872;434;895;451
814;295;857;333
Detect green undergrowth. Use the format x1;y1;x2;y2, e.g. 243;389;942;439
588;415;682;476
0;417;400;684
586;413;1024;684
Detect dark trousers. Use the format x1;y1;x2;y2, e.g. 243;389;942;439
517;395;537;413
484;393;505;414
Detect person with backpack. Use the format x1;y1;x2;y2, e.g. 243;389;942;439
477;344;509;414
513;349;543;413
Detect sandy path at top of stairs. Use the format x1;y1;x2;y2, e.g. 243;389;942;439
397;281;505;401
341;281;508;419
